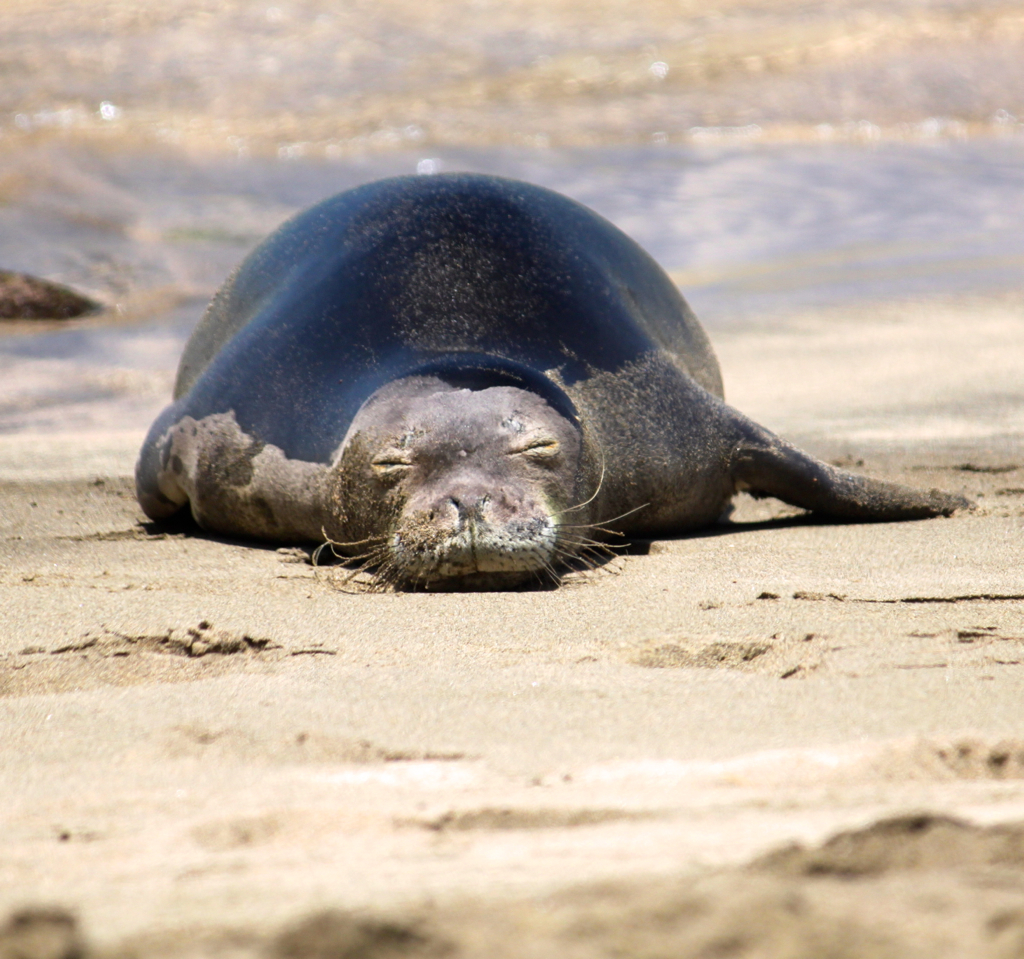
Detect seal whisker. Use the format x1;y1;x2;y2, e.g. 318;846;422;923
314;535;398;593
558;532;624;548
556;534;626;559
319;528;388;549
321;548;382;568
551;543;616;573
553;523;625;535
557;545;619;566
569;549;623;577
313;529;392;594
553;505;649;540
575;543;620;563
531;561;561;589
555;439;606;516
315;531;388;561
319;559;378;593
573;537;626;563
311;541;335;567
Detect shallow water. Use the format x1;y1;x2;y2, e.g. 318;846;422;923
1;138;1023;436
2;0;1023;438
5;139;1024;318
5;0;1024;152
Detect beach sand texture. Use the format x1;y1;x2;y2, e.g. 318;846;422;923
2;1;1024;956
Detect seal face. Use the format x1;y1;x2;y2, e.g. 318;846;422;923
335;380;582;589
136;173;969;589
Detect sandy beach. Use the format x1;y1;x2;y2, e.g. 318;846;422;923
2;0;1024;955
2;292;1022;957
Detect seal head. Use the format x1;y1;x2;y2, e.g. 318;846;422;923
333;378;584;590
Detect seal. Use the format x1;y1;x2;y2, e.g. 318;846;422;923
136;173;969;589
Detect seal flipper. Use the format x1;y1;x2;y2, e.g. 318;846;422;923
730;428;971;520
136;400;190;520
136;406;335;542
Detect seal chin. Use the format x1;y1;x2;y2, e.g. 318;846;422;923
390;516;558;591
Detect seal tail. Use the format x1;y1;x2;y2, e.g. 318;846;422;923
730;434;971;521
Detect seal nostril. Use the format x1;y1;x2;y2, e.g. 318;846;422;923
449;494;490;519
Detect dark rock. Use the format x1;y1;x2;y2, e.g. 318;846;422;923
0;271;99;320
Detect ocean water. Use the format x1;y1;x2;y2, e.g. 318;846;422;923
1;138;1023;437
4;139;1024;322
1;0;1022;439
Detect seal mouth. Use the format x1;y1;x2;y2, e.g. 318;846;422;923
316;514;624;593
388;515;559;591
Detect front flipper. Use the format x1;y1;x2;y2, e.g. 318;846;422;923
136;405;334;542
730;428;971;521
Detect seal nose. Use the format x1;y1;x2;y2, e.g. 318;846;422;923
449;492;490;524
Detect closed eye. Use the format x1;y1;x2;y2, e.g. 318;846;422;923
510;438;560;460
371;455;412;475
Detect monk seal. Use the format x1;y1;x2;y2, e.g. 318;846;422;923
136;173;969;589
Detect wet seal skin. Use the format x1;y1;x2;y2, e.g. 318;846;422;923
136;173;970;590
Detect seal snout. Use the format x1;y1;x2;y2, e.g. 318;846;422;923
393;482;557;586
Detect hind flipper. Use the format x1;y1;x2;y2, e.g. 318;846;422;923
730;430;971;521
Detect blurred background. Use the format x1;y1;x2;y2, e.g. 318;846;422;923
6;0;1024;153
1;0;1023;441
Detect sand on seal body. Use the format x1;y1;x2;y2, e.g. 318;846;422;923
135;173;969;590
